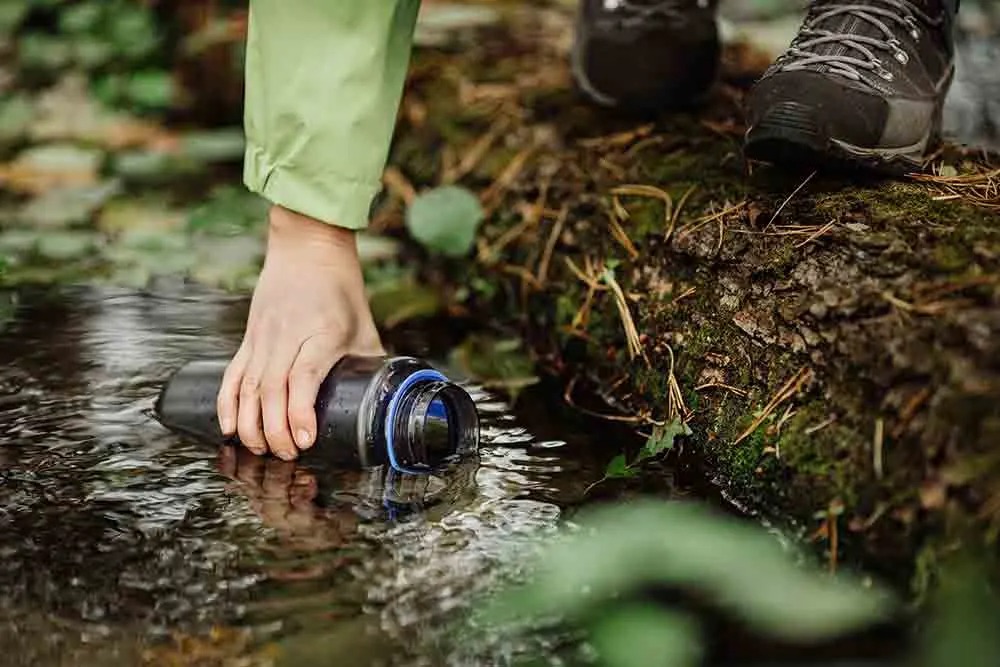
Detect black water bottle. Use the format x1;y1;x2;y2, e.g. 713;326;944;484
155;356;479;472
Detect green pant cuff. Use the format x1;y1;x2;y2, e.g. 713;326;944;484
243;144;378;230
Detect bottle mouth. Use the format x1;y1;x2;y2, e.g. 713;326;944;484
384;369;479;473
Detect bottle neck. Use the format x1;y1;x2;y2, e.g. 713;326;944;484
384;371;478;473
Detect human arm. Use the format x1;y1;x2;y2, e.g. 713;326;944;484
217;1;421;460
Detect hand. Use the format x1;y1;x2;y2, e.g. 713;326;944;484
217;205;384;460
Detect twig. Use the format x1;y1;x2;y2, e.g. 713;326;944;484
676;200;746;240
563;376;646;423
669;184;698;241
481;145;536;215
607;212;640;260
478;174;551;263
873;418;885;480
611;184;676;239
793;219;837;248
382;166;416;205
442;115;509;183
602;268;646;363
805;415;837;435
829;501;840;574
536;205;569;286
765;170;817;231
564;256;607;291
694;382;748;397
664;345;688;421
734;367;813;445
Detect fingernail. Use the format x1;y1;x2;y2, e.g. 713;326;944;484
277;448;297;462
295;429;313;449
220;417;234;435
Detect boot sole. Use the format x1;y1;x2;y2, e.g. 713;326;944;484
744;69;954;176
743;112;932;176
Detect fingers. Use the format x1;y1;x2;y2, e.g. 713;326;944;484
218;343;250;438
259;329;305;460
238;349;268;456
287;335;342;451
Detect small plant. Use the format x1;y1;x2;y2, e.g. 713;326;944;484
587;419;692;493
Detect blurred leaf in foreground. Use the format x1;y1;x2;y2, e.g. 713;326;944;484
919;559;1000;667
591;605;702;667
485;500;894;646
406;185;484;257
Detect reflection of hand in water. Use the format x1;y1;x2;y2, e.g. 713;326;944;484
218;446;358;554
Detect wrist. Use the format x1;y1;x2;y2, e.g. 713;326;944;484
267;205;357;255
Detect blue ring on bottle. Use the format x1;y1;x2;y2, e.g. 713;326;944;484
384;369;449;474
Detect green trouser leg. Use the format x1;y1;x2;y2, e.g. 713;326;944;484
243;1;421;230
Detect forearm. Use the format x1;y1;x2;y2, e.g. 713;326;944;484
243;0;421;229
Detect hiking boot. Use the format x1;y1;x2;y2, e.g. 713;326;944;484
572;0;720;113
744;0;959;172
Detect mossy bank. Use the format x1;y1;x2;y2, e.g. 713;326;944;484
380;7;1000;593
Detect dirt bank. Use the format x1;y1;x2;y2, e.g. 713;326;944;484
381;8;1000;591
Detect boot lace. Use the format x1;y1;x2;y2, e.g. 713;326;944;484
775;0;944;83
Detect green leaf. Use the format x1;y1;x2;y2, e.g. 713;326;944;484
485;500;894;642
35;230;99;261
0;2;30;36
605;454;632;479
591;606;702;667
72;36;114;69
106;5;160;60
59;2;104;34
406;185;484;257
638;420;692;461
18;34;74;71
124;70;174;111
0;94;34;146
920;560;1000;667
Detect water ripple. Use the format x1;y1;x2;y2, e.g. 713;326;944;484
0;286;614;664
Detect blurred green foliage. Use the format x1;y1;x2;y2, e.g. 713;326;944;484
484;499;1000;667
4;0;171;111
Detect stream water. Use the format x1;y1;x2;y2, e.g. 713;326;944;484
0;286;670;666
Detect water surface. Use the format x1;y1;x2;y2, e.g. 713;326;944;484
0;287;662;666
